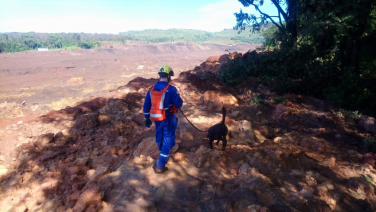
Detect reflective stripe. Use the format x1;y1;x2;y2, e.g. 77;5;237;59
160;153;169;157
150;92;153;109
150;114;162;118
144;113;150;115
159;92;165;109
164;108;169;110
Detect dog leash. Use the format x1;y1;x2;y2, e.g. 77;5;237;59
178;108;206;132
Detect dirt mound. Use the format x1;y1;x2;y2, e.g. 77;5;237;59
1;57;376;211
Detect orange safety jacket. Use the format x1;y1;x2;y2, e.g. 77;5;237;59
149;84;170;121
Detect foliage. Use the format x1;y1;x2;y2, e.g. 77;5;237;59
363;137;376;153
78;40;96;49
273;96;287;104
336;108;362;120
235;0;298;47
224;0;376;116
251;95;266;105
218;57;251;85
0;28;263;53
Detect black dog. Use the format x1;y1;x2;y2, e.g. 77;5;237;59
207;107;228;150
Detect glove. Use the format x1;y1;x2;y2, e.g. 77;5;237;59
145;118;152;128
169;104;178;114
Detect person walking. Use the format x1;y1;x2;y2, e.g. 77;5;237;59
143;65;183;174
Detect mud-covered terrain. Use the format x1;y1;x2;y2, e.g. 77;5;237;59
0;43;257;119
1;50;376;212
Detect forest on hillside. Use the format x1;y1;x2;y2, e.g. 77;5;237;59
219;0;376;117
0;28;264;53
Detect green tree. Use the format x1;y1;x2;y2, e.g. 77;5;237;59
234;0;298;47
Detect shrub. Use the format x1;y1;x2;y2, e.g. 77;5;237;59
363;137;376;153
273;96;287;104
218;57;251;85
78;40;95;49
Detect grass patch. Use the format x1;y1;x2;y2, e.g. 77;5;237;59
336;109;362;120
82;88;95;94
251;95;266;105
273;96;287;104
67;77;83;83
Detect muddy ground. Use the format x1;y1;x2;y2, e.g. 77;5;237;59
0;43;256;115
1;45;376;212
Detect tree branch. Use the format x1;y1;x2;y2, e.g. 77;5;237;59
252;4;285;33
271;0;288;21
278;10;283;26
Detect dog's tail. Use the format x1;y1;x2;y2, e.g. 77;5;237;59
221;107;226;125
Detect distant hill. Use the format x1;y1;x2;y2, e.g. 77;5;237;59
120;28;264;45
0;28;265;53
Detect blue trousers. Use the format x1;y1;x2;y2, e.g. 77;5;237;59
154;115;178;169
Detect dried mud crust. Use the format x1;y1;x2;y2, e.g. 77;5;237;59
0;43;257;116
0;51;376;212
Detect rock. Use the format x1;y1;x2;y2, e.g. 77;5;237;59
335;134;341;140
71;174;78;181
0;165;8;177
5;205;28;212
35;133;54;147
272;104;287;120
238;164;250;175
274;137;282;143
291;169;305;178
300;188;313;199
101;140;108;147
72;187;104;212
359;115;376;134
201;90;238;110
316;181;334;195
254;130;266;143
240;134;256;145
179;131;194;141
75;113;99;129
362;153;376;166
328;157;336;167
90;166;109;181
0;155;5;163
258;126;275;139
54;131;69;145
256;111;263;116
98;115;111;125
17;120;23;125
254;152;262;158
131;113;144;125
230;111;240;118
74;157;89;166
260;206;268;212
117;148;126;156
194;145;211;168
18;150;32;161
171;144;179;154
312;143;326;153
173;152;186;162
133;137;159;159
247;204;261;212
124;110;131;116
86;169;96;179
239;120;252;130
32;199;62;212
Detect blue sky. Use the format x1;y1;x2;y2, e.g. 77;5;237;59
0;0;279;33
